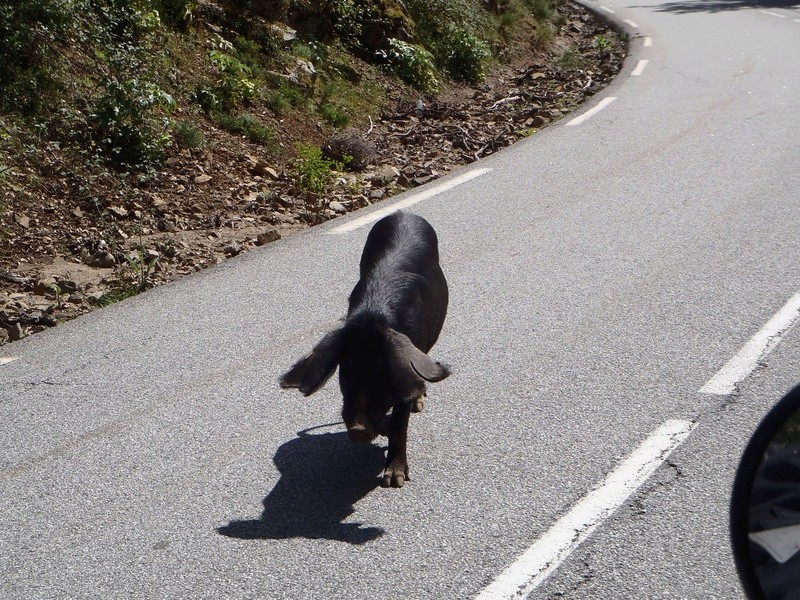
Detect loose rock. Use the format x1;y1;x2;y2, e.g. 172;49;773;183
256;230;281;246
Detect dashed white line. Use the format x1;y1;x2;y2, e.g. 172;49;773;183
759;9;787;18
631;59;649;76
624;18;639;28
600;5;615;13
475;419;696;599
644;36;653;47
0;357;19;366
700;291;800;395
326;168;492;234
565;97;617;126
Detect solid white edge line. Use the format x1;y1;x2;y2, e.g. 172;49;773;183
631;59;649;76
326;168;492;234
624;18;639;28
643;36;653;47
759;9;787;18
475;419;696;600
0;357;19;366
700;291;800;395
600;5;615;13
566;97;617;126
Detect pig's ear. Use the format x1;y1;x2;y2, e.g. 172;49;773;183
280;329;343;396
388;330;451;383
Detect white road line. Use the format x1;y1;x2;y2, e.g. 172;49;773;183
644;36;653;47
631;59;649;76
624;18;639;28
794;18;800;23
326;168;492;234
700;291;800;395
759;9;787;18
0;357;19;366
600;5;615;13
565;97;617;126
475;419;696;600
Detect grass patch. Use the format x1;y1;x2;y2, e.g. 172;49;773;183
555;48;585;71
172;120;206;149
213;112;276;148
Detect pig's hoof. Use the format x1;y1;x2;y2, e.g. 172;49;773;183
412;396;425;413
381;461;409;488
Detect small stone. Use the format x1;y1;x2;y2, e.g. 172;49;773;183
33;280;57;297
86;251;116;268
15;214;30;229
108;206;128;219
368;165;401;187
55;279;78;293
7;322;25;341
255;230;281;246
194;174;212;184
329;201;347;214
248;162;280;180
224;241;241;257
412;175;436;186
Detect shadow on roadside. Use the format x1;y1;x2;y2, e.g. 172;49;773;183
217;426;386;545
636;0;800;14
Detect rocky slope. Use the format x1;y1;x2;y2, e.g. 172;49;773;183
0;2;625;345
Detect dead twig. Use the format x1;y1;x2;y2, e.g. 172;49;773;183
489;95;522;110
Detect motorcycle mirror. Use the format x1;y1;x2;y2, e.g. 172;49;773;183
731;383;800;599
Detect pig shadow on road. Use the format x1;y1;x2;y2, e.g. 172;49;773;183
217;426;386;545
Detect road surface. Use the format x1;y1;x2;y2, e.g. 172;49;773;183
2;0;800;597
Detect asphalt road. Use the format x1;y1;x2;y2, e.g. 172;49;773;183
2;0;800;598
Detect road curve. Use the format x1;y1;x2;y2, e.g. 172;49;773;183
2;1;800;598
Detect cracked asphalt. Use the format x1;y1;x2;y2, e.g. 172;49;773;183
2;0;800;598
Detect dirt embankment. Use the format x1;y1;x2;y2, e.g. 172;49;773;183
0;2;626;345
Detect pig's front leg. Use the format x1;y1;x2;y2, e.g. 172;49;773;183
411;390;426;413
382;401;411;488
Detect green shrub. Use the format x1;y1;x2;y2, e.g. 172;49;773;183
209;49;257;106
91;78;175;171
438;26;491;83
385;38;440;94
172;120;205;149
291;143;343;193
0;0;74;114
593;34;612;51
154;0;194;30
524;0;553;21
191;84;220;112
320;104;350;128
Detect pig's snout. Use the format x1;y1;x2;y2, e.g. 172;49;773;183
346;415;378;443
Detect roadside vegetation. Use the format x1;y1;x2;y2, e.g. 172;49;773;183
0;0;626;343
0;0;561;184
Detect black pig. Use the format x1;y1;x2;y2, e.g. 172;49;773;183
280;211;450;488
